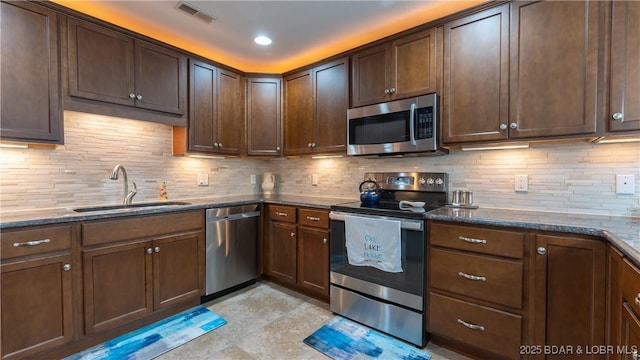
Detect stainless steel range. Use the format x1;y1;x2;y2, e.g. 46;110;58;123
329;172;448;347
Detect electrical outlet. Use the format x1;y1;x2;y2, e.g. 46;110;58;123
312;174;319;186
515;174;529;192
250;174;256;185
616;174;635;194
197;174;209;186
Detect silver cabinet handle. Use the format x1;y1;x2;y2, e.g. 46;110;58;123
276;146;281;151
633;349;638;360
384;89;390;94
290;232;295;237
136;94;143;101
63;264;71;272
218;143;223;149
13;238;50;247
457;318;485;331
635;293;640;307
276;212;288;217
458;271;486;282
154;246;160;253
129;93;136;99
510;122;518;129
390;88;396;93
311;143;316;148
306;216;320;221
323;238;327;244
612;112;624;121
146;248;153;254
214;142;219;148
458;236;487;244
537;247;547;255
500;124;508;131
308;143;313;148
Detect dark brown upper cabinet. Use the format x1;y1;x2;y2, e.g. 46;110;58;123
1;1;63;144
442;1;603;145
508;0;602;139
246;77;282;156
188;59;244;156
608;0;640;133
67;17;187;116
441;4;509;144
351;28;437;108
284;57;348;156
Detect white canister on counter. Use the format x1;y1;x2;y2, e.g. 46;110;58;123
261;172;275;195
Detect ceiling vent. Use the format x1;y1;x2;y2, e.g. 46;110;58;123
176;1;215;23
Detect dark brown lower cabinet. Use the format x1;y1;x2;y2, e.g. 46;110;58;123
265;205;329;300
531;234;606;359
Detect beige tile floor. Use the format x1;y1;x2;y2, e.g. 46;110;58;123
158;281;471;360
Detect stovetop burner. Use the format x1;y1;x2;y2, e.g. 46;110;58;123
330;172;448;219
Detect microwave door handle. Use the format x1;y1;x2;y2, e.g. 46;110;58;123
409;103;417;146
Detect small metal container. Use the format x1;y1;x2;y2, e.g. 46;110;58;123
451;190;473;206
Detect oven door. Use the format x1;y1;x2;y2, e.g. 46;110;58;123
329;211;425;311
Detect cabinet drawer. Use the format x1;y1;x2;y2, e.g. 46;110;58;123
622;258;640;317
429;292;522;360
298;208;329;228
430;222;524;259
269;205;296;223
1;225;71;259
431;248;523;309
82;210;203;246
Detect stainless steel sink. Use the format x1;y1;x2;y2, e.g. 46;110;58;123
73;201;191;213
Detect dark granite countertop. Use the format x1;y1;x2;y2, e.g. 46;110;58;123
425;206;640;263
1;196;638;264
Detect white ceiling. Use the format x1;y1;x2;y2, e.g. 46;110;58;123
55;0;483;73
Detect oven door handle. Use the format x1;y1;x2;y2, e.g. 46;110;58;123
329;211;423;231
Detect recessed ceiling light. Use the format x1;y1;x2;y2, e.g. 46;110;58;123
254;35;272;46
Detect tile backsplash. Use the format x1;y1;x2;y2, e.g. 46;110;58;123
1;111;639;216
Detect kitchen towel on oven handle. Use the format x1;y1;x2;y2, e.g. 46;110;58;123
344;215;402;273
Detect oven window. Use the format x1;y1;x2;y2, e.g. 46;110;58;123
329;220;424;296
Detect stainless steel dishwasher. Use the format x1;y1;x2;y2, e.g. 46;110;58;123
203;204;260;301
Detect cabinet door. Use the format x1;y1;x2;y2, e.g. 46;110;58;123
622;304;640;360
189;59;217;153
83;240;153;334
609;1;640;133
391;28;437;100
314;58;348;154
216;68;243;155
351;44;389;107
284;70;314;156
268;221;297;284
153;231;203;310
1;1;62;143
297;226;329;297
442;4;509;144
134;40;186;115
67;18;135;107
509;0;601;138
532;234;606;358
1;254;73;359
247;77;282;156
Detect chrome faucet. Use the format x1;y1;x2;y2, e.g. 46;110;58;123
109;164;137;205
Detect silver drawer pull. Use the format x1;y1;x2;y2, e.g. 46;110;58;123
457;318;485;331
276;212;288;217
13;238;51;247
458;236;487;244
458;271;487;282
635;293;640;307
306;216;321;221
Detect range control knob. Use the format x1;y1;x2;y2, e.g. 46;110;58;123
435;178;444;185
419;178;426;185
426;178;435;185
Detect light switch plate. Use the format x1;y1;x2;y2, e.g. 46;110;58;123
515;174;529;192
312;174;319;186
616;174;635;194
250;174;256;185
197;174;209;186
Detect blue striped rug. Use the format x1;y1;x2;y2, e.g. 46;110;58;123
65;305;226;360
304;317;431;360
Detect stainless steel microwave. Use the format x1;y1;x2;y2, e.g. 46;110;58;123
347;93;447;156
